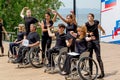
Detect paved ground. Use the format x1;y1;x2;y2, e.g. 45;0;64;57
0;42;120;80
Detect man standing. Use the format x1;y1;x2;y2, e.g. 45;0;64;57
85;13;105;79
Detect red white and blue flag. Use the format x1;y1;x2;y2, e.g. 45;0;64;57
101;0;116;12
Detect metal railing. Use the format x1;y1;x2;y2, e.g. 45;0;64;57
2;31;16;42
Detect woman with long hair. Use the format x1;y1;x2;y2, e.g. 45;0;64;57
54;10;77;52
9;24;25;58
40;9;57;64
61;26;88;75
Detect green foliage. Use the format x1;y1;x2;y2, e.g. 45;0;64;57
0;0;63;31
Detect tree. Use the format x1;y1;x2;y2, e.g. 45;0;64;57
0;0;63;31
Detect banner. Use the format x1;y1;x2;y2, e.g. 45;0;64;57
101;0;120;44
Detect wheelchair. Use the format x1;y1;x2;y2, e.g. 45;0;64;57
17;46;42;68
58;51;98;80
44;47;68;74
29;47;42;68
8;46;19;63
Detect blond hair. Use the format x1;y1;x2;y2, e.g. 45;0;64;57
77;26;87;40
18;24;25;32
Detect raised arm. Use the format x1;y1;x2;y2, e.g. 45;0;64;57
52;13;57;23
41;21;48;32
20;7;28;18
47;8;57;22
70;11;77;25
47;26;55;37
66;39;73;47
56;11;68;23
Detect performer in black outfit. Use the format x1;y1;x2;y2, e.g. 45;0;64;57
61;27;88;75
55;10;77;52
20;7;41;36
46;23;72;67
85;13;105;79
9;24;25;57
13;24;40;63
0;18;8;56
41;10;57;64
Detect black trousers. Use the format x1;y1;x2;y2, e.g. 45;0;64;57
88;40;104;74
0;34;4;54
16;46;30;63
46;47;60;66
41;35;52;59
63;54;79;74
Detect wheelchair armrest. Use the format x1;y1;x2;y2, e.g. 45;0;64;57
59;47;68;54
79;51;90;59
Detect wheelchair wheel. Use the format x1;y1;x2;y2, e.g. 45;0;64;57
29;48;42;68
58;51;67;71
77;57;98;80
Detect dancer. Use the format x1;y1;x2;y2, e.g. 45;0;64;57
61;26;88;75
54;10;77;52
0;18;8;56
46;23;72;67
20;7;41;36
41;9;57;64
85;13;105;78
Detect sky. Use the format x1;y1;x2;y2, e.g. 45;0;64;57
59;0;101;10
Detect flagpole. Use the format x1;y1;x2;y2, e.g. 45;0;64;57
73;0;76;16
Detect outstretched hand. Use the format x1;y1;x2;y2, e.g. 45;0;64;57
47;8;57;15
24;7;29;10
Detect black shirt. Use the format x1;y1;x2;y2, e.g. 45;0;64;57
85;20;99;40
24;16;38;35
66;23;77;33
27;32;40;44
16;32;25;42
75;38;87;54
0;23;3;34
42;19;53;37
55;32;67;49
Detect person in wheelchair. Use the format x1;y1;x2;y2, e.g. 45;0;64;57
61;26;90;75
9;24;25;58
46;23;72;67
12;24;40;63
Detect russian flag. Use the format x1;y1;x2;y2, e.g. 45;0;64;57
101;0;105;2
105;0;116;8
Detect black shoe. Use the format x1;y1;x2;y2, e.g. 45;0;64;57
97;74;105;79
